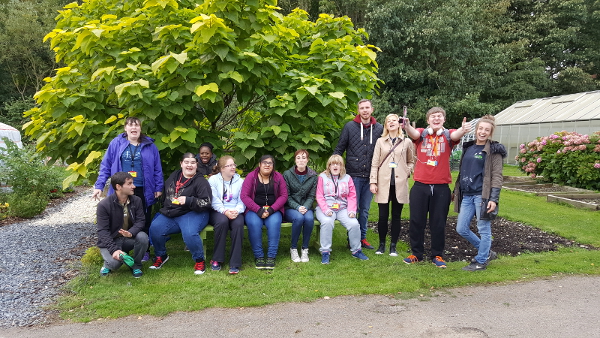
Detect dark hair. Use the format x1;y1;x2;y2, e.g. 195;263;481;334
259;154;275;167
199;142;214;153
123;117;146;140
111;172;133;190
181;152;197;161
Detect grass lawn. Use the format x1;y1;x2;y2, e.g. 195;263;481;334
59;165;600;322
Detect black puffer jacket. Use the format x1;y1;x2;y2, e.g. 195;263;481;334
96;194;145;255
334;117;383;178
159;169;212;218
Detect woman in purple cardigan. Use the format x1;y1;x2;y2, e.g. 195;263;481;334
241;155;288;270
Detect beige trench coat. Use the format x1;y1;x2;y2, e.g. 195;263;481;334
369;136;415;204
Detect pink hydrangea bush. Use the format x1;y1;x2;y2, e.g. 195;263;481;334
515;131;600;190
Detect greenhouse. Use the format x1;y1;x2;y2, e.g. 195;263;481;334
493;91;600;164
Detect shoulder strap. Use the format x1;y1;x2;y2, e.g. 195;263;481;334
378;139;403;168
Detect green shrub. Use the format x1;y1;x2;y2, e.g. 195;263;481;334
81;246;102;267
515;131;600;190
0;138;66;197
7;191;49;218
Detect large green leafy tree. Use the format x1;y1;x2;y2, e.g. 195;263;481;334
24;0;380;187
365;0;513;125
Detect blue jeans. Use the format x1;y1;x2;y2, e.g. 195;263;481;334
245;210;282;259
352;176;373;240
150;211;209;261
285;208;314;249
456;194;492;264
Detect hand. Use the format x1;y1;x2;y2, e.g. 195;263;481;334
155;191;162;198
462;117;471;133
487;201;497;213
369;183;377;194
298;206;307;214
92;189;102;201
325;210;333;217
225;209;238;219
112;249;125;260
348;212;356;218
261;211;269;218
402;117;410;129
118;229;132;238
176;196;186;205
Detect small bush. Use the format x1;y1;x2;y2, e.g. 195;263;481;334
81;246;102;267
7;192;49;218
515;131;600;190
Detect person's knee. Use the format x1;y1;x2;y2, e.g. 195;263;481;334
135;231;149;245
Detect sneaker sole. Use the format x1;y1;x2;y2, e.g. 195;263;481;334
194;270;205;275
432;263;447;268
149;256;169;269
375;251;384;255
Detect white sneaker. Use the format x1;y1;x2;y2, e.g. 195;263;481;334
300;248;309;262
290;248;301;262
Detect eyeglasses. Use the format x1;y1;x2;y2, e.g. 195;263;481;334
261;161;273;166
224;164;237;168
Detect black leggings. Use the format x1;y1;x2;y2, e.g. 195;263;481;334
377;185;404;243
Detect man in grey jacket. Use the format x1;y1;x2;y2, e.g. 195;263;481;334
334;99;384;249
96;172;149;278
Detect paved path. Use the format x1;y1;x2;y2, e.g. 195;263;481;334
2;275;599;337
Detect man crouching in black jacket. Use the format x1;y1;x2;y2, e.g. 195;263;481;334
97;172;149;278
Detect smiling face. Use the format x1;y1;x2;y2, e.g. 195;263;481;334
475;121;493;145
427;112;446;132
124;121;141;142
357;101;373;123
386;115;399;132
180;157;198;178
221;158;237;177
199;146;213;164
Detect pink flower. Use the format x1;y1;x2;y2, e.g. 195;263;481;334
520;149;526;154
531;174;536;178
594;163;600;169
537;157;542;163
520;158;526;163
520;144;525;149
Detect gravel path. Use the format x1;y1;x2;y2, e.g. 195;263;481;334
0;190;97;327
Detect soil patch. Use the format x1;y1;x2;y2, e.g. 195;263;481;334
372;215;592;262
505;184;578;193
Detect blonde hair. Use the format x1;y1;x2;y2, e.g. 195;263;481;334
475;114;496;138
381;114;405;139
324;154;346;179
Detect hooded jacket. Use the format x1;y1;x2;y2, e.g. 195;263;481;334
453;140;506;213
159;169;212;218
334;115;383;178
96;193;145;255
208;172;246;214
94;132;164;207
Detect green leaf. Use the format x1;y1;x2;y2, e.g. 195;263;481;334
194;83;219;96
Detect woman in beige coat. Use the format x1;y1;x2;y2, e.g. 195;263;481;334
369;114;415;256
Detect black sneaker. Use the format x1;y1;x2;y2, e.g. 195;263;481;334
487;250;498;262
255;257;266;270
375;243;385;255
264;257;275;270
361;239;375;249
462;261;487;271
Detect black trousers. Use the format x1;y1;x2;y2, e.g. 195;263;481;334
408;181;451;260
209;210;245;269
377;185;404;243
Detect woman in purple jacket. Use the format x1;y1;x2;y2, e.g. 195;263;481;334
92;117;164;260
241;155;288;270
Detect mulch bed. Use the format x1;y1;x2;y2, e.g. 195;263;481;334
372;215;592;262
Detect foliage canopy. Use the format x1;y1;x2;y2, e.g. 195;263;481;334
24;0;380;186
